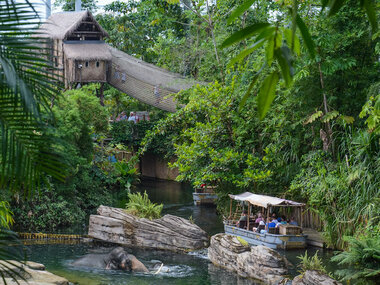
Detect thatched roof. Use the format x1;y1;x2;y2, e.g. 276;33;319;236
37;11;108;40
63;42;112;61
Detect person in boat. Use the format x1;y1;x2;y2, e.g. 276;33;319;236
236;210;248;227
276;215;288;227
253;220;265;233
280;215;287;225
266;217;276;231
289;217;298;226
255;213;263;223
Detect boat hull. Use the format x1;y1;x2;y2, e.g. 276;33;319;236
193;192;217;206
224;224;307;249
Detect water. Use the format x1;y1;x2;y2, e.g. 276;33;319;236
22;178;336;284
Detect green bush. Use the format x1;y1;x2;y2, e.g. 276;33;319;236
111;120;153;147
331;236;380;285
296;251;327;275
125;191;163;220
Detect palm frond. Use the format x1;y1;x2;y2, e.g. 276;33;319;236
0;0;65;195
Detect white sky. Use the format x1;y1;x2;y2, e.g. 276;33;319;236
35;0;116;19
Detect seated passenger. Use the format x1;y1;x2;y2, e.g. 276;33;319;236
280;215;287;225
289;217;298;226
255;213;263;223
256;221;265;233
266;218;276;230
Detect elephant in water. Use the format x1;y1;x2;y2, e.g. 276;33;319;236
72;247;149;273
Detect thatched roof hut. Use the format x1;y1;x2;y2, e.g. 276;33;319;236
38;11;109;40
37;10;111;87
63;42;112;61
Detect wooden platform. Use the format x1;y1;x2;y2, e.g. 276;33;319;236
303;228;329;248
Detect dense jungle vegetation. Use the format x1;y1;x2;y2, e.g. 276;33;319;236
100;0;379;250
0;0;379;283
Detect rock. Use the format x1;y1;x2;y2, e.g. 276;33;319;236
292;270;342;285
0;260;68;285
25;261;45;270
208;233;289;284
88;205;209;252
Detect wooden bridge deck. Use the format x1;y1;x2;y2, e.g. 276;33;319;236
303;228;329;248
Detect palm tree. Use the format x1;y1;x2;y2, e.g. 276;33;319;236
0;0;65;281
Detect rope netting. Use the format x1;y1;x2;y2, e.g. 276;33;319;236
108;47;200;112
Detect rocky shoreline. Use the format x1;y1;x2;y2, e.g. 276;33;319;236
0;260;69;285
208;233;342;285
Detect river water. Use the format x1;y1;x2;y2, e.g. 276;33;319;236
23;179;336;284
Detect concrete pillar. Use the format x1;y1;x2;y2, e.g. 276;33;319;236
45;0;51;19
75;0;81;11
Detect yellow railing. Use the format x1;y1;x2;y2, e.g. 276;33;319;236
17;232;88;240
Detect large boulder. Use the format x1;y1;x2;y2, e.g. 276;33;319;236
208;233;289;284
88;205;209;252
0;260;68;285
292;270;342;285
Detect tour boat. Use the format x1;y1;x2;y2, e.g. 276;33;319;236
192;186;217;206
224;192;307;249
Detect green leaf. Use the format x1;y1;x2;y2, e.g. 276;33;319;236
321;110;340;122
239;72;260;111
274;48;292;87
255;26;276;41
228;0;256;24
361;0;378;32
257;72;279;120
266;36;275;65
328;0;345;16
228;39;265;67
296;15;315;58
304;110;323;124
221;23;271;48
284;28;301;55
339;115;355;124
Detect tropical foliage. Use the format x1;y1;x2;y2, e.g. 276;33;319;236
125;191;163;220
0;0;64;194
331;236;380;284
0;0;64;281
296;251;327;275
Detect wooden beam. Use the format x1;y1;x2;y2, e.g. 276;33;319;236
73;31;102;34
229;198;232;219
247;204;250;231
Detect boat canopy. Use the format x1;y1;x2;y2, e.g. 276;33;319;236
228;192;305;208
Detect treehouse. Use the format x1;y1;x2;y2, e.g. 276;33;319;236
38;11;111;88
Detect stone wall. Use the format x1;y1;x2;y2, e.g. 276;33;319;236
140;153;178;181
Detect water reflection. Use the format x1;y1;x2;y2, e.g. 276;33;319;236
133;178;224;236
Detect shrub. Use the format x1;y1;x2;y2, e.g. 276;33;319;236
331;236;380;285
125;191;163;220
297;251;327;275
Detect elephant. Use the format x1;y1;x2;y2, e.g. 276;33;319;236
72;247;149;273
